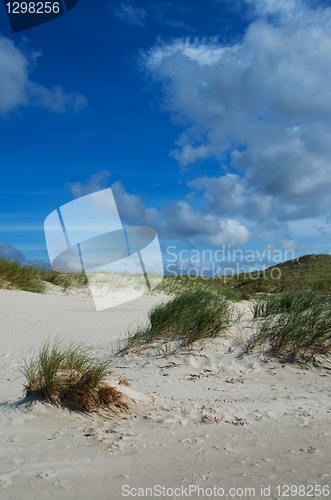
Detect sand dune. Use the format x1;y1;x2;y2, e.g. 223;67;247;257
0;289;330;499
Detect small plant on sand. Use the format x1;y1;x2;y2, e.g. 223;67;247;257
248;290;331;359
123;289;232;351
21;338;128;413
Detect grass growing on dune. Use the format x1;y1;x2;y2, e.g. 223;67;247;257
252;289;321;318
21;338;128;413
0;258;88;293
155;275;250;301
0;259;45;293
248;290;331;359
123;289;232;351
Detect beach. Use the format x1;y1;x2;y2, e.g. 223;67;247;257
0;288;330;500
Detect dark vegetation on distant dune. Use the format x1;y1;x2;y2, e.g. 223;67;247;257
158;254;331;295
0;258;88;293
224;254;331;293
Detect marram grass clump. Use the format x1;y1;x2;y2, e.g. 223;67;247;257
0;257;88;294
252;289;322;318
248;290;331;360
21;339;128;413
123;289;232;352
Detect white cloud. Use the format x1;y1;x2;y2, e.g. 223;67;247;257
0;241;25;262
188;174;272;221
162;201;217;239
0;37;28;114
112;2;147;27
172;143;211;166
111;180;157;224
29;84;87;113
66;170;111;197
245;0;305;19
281;238;306;252
211;219;250;246
144;3;331;222
66;171;329;251
66;170;157;225
0;36;87;115
145;38;227;69
161;200;250;246
66;170;251;246
155;13;194;32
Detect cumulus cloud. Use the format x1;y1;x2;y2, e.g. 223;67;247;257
0;36;87;115
143;2;331;222
211;219;250;246
188;174;272;221
112;1;147;26
0;241;25;262
66;170;111;197
161;201;218;239
66;170;251;246
161;201;250;246
0;37;28;114
66;170;157;226
111;181;157;224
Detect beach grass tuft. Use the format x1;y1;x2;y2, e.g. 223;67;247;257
252;289;320;318
248;290;331;359
21;338;128;412
123;289;232;351
0;258;88;293
155;275;250;301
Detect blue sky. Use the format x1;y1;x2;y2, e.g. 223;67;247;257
1;0;331;275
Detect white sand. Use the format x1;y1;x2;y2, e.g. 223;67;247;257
0;289;330;500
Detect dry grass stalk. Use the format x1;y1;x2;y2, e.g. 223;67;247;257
118;377;131;387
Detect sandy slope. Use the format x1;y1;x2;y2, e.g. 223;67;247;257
0;289;330;500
